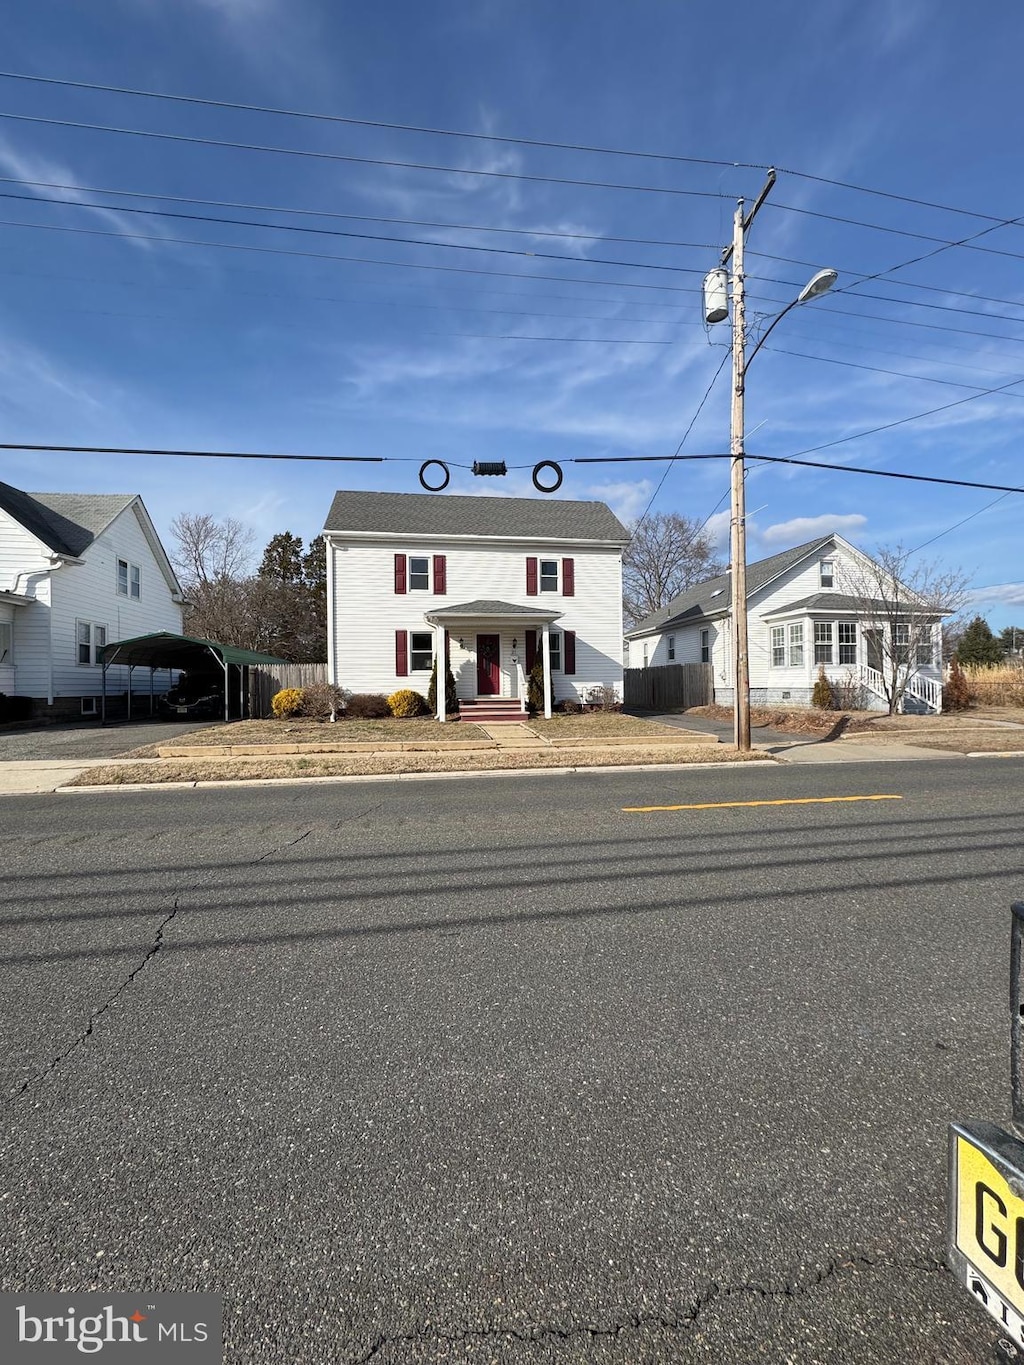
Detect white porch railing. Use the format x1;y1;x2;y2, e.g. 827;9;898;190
860;664;941;713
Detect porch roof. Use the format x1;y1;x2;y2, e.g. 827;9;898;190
761;592;942;619
424;598;562;624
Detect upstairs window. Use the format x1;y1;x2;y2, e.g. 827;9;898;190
540;560;558;593
395;554;446;594
819;560;834;589
667;635;676;661
117;558;141;599
409;557;430;591
700;628;711;664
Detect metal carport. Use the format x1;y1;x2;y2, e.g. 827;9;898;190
99;632;289;724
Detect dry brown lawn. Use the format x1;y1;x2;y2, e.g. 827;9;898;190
526;714;682;738
67;744;771;787
129;717;490;756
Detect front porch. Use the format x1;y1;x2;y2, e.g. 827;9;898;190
424;599;562;722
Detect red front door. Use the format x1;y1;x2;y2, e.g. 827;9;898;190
476;634;500;695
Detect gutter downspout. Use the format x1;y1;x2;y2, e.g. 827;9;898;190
325;535;338;720
45;560;65;705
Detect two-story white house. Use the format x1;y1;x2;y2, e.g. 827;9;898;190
323;489;630;720
0;481;185;719
625;533;947;714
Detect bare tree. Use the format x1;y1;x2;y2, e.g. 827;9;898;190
169;513;254;586
623;513;723;628
840;544;968;715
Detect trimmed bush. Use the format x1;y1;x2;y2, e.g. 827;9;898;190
346;692;392;719
271;687;303;719
426;659;460;716
526;660;545;714
388;688;429;718
811;666;834;710
297;682;349;720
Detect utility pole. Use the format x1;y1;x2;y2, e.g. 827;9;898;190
723;169;776;752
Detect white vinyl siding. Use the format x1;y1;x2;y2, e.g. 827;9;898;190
330;537;623;703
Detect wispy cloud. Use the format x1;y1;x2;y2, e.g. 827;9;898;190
966;582;1024;609
584;478;654;524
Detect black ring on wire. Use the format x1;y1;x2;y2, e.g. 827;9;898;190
419;460;450;491
532;460;563;493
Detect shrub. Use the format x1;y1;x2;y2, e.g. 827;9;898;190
271;687;303;719
426;658;459;716
526;660;545;714
388;688;429;718
811;666;834;710
297;682;349;720
830;670;867;711
346;692;392;719
585;683;621;710
558;699;582;715
959;662;1024;707
943;657;974;711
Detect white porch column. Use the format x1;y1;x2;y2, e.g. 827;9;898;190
435;622;446;722
541;623;552;719
325;537;338;720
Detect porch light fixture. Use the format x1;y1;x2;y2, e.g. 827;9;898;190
512;637;518;650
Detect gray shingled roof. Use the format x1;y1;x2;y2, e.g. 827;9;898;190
626;535;834;638
0;481;136;557
324;489;629;542
426;599;562;621
763;592;942;618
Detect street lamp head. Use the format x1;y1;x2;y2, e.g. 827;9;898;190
796;268;838;304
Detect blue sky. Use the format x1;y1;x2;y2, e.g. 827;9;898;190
1;0;1022;624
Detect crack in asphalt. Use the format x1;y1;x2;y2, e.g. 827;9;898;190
350;1253;950;1361
9;898;181;1103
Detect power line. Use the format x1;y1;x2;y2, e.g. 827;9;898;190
769;200;1024;265
0;441;386;462
908;494;1012;555
0;187;707;278
0;69;766;174
0;70;1013;230
0;109;734;203
0;215;704;294
0;174;718;251
762;345;1024;399
632;350;731;529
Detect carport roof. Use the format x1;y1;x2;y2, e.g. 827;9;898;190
100;631;289;669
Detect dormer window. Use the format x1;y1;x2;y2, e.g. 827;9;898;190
819;560;834;588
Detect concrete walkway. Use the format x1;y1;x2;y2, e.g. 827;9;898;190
478;723;548;750
0;758;141;793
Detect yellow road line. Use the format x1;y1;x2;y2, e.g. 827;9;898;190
623;794;903;813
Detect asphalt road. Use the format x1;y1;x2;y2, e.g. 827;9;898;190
2;760;1022;1363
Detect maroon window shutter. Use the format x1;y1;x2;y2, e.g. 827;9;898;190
526;556;538;596
395;629;408;677
564;630;576;676
562;557;575;597
525;630;537;672
394;553;407;595
433;554;447;595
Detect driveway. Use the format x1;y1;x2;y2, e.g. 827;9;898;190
0;720;215;761
628;708;801;748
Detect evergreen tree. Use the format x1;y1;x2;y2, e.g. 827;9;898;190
956;615;1003;666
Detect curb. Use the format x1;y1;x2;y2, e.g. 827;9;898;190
55;757;780;794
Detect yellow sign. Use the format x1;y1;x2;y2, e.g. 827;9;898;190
955;1133;1024;1324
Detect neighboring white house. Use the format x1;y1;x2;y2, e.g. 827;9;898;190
0;481;185;718
323;489;630;720
625;533;947;713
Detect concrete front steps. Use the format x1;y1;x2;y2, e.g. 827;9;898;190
457;698;527;724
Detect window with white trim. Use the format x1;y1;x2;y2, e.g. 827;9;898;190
819;560;834;588
667;635;675;661
540;560;558;593
838;622;857;665
549;631;561;671
814;622;833;664
117;558;141;599
642;642;649;667
410;631;433;671
771;626;785;667
788;623;804;667
916;635;934;666
894;622;911;653
81;697;98;716
0;622;11;664
700;628;710;664
76;620;107;665
409;557;430;591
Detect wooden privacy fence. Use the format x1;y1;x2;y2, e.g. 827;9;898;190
624;663;713;711
248;662;328;717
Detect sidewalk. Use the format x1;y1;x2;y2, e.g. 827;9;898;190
0;758;140;793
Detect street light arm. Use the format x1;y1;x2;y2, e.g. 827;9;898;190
743;296;800;374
